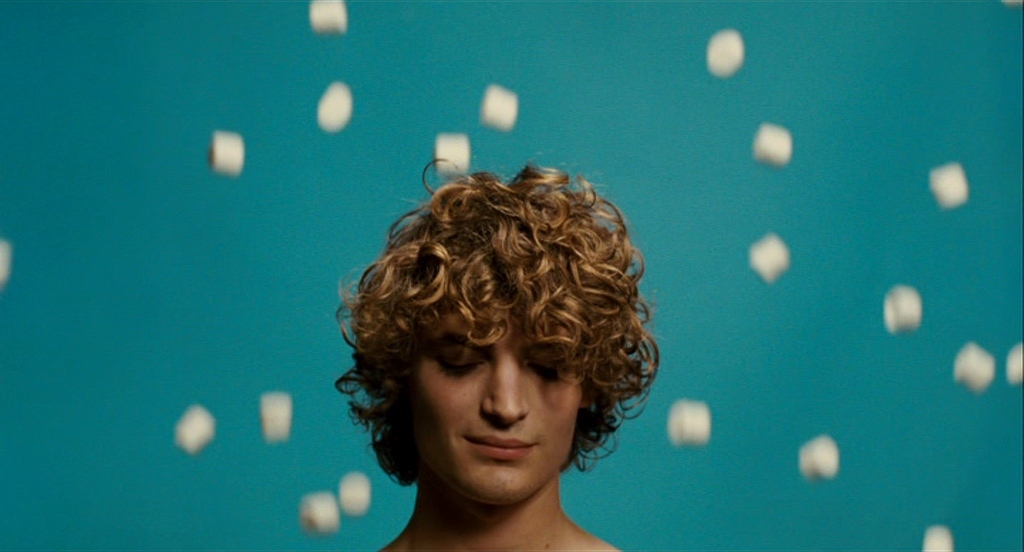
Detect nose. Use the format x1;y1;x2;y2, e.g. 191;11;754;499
481;353;528;428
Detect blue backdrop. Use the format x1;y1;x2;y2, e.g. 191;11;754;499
1;1;1020;550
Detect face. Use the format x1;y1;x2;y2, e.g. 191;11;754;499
409;314;585;506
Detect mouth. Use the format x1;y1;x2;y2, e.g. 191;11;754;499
465;436;535;461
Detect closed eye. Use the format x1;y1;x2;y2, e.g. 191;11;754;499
437;358;482;376
530;363;561;381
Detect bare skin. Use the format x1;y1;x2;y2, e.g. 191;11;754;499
382;316;616;552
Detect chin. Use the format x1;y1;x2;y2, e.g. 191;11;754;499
456;468;539;506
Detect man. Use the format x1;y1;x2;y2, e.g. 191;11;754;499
336;165;659;550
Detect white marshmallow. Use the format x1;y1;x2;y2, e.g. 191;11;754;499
299;492;340;534
667;399;711;447
753;123;792;167
1002;0;1022;8
260;391;293;443
175;404;215;455
749;233;790;284
208;130;245;178
318;82;353;133
922;525;954;552
309;0;347;35
954;342;995;394
480;84;519;132
0;238;11;291
884;285;922;334
434;133;470;178
707;29;745;78
929;162;968;209
799;434;839;481
1006;343;1022;385
338;471;372;516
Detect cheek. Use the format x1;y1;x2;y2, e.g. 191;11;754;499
542;386;584;433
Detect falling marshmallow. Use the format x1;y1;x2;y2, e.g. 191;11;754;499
318;82;353;133
753;123;792;167
208;130;245;178
434;133;470;177
338;471;372;516
1002;0;1022;8
0;239;11;291
299;492;340;534
922;525;954;552
884;285;922;334
1007;343;1022;385
749;233;790;284
929;162;968;210
954;342;995;394
707;29;745;78
310;0;347;35
667;399;711;447
799;434;839;481
260;391;293;443
175;404;215;455
480;84;519;132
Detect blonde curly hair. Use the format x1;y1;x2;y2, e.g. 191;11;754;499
336;165;658;485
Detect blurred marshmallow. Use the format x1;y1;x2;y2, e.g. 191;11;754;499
0;238;11;291
318;82;353;133
753;123;792;167
954;342;994;394
1006;343;1022;385
884;285;922;334
338;471;372;516
260;391;293;443
667;399;711;446
300;492;340;534
707;29;744;78
434;133;470;177
480;84;519;132
175;404;215;455
929;162;968;209
1002;0;1022;7
310;0;347;35
749;233;790;284
799;434;839;481
923;525;954;552
208;130;245;178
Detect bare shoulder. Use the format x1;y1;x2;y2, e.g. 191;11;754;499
566;525;619;551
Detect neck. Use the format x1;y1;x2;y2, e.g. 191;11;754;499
393;468;573;551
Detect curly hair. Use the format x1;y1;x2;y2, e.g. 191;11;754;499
336;165;658;485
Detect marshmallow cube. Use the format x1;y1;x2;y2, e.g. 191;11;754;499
260;391;293;443
884;285;922;334
753;123;792;167
175;404;215;455
1003;0;1022;8
923;525;954;552
300;492;340;535
338;471;372;516
954;342;995;394
707;29;745;78
318;82;353;133
208;130;245;178
0;238;11;291
434;133;470;178
667;399;711;446
1008;343;1023;385
799;434;839;481
309;0;347;35
480;84;519;132
749;233;790;284
929;162;968;209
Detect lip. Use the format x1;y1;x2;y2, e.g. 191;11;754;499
466;436;534;460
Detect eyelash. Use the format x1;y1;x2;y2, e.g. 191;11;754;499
436;359;561;381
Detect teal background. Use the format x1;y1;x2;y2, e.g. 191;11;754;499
0;1;1021;550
